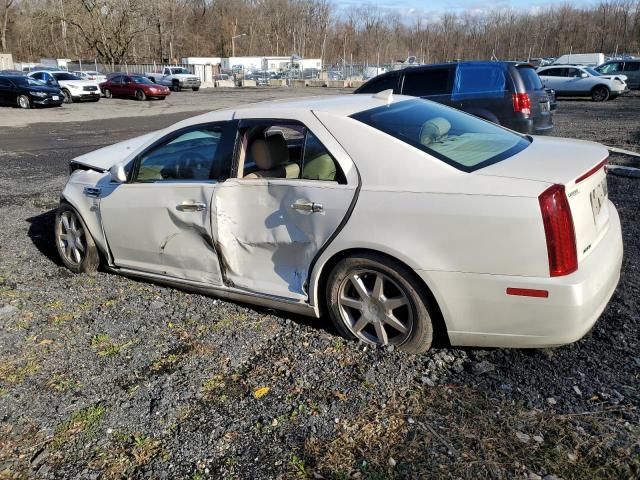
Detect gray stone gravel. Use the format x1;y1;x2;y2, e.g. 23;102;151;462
0;89;638;479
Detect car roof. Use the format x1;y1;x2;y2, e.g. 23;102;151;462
180;93;417;125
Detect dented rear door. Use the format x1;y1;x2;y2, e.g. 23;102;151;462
213;178;356;300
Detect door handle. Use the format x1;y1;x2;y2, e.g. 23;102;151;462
176;201;207;212
291;201;323;213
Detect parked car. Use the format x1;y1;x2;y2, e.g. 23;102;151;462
545;88;558;111
73;70;107;84
100;75;171;101
55;94;621;353
354;61;553;135
537;65;628;101
0;74;63;108
27;70;100;103
144;67;201;91
0;69;25;75
595;60;640;89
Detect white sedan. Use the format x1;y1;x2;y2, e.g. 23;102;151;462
55;93;623;353
537;65;628;101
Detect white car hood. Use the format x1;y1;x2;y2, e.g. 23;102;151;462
599;74;628;82
58;79;100;88
71;132;160;171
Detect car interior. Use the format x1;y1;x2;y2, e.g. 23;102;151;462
238;124;342;182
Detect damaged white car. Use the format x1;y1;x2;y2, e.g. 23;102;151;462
56;93;623;353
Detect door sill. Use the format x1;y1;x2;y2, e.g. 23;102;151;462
110;266;317;317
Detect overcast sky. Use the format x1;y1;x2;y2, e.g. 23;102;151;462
337;0;600;18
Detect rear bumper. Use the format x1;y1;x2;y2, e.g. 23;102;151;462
504;117;554;135
418;201;623;348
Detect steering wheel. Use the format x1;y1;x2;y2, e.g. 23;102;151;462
176;152;208;179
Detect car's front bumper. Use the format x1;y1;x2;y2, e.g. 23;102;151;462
419;200;623;348
73;91;101;100
32;96;64;106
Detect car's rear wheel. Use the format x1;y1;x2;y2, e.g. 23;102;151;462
172;80;180;91
104;88;112;98
17;95;30;109
326;253;434;353
62;89;72;103
136;89;146;101
591;86;610;102
192;87;200;91
55;203;100;274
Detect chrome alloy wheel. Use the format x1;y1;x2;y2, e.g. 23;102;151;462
57;210;86;266
337;269;413;346
18;95;30;109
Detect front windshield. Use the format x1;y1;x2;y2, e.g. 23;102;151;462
131;76;153;84
351;98;530;172
53;72;81;81
584;67;601;76
171;68;189;74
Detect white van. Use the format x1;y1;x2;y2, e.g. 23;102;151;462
553;53;605;67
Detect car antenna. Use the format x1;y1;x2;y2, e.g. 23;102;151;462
373;89;393;104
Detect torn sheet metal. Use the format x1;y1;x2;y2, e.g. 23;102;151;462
99;183;222;285
212;179;356;300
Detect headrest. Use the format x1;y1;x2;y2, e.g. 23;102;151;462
419;117;451;145
250;135;289;170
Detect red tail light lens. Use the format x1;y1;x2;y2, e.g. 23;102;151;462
539;184;577;277
512;93;531;115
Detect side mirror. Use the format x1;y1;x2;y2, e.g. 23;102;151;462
581;73;588;78
109;163;127;183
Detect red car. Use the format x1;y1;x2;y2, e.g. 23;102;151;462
100;74;170;101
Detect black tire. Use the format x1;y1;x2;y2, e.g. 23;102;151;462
591;85;610;102
136;89;146;101
104;88;112;99
54;203;100;274
172;80;180;92
17;95;31;109
62;89;73;103
192;87;200;91
158;97;166;100
90;97;100;102
326;253;434;354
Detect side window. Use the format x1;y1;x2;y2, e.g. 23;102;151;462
357;74;399;94
402;68;451;97
567;68;581;78
452;63;506;100
112;75;122;84
164;68;170;75
31;72;43;81
301;131;342;182
542;68;566;77
134;125;223;182
238;122;345;183
623;62;640;72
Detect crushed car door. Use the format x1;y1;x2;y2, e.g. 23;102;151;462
212;119;357;301
99;123;232;285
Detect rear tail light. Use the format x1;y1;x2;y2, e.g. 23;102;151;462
512;93;531;115
539;184;577;277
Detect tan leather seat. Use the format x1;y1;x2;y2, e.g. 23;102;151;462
419;117;451;146
244;135;300;179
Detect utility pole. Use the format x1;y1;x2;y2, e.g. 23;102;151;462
232;33;247;57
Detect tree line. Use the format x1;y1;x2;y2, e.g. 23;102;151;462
2;0;639;67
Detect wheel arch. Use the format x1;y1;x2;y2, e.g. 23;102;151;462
591;83;610;93
311;247;451;346
59;189;111;264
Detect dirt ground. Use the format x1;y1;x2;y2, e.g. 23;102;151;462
0;88;638;480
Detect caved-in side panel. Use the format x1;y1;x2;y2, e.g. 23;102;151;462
213;179;355;299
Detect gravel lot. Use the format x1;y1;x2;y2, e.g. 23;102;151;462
0;88;638;480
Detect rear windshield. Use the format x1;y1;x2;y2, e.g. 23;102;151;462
517;66;543;91
351;98;530;172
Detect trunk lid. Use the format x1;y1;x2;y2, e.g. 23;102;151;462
477;136;610;264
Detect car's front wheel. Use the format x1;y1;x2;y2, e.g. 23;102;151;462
62;89;73;103
104;88;112;99
591;86;610;102
192;87;200;91
326;253;434;353
55;203;100;273
136;89;146;101
17;95;30;109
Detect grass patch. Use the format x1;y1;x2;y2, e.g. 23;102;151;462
0;358;39;385
53;404;107;449
304;385;639;480
90;333;132;356
88;432;164;479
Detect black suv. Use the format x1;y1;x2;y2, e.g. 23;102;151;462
354;61;554;135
